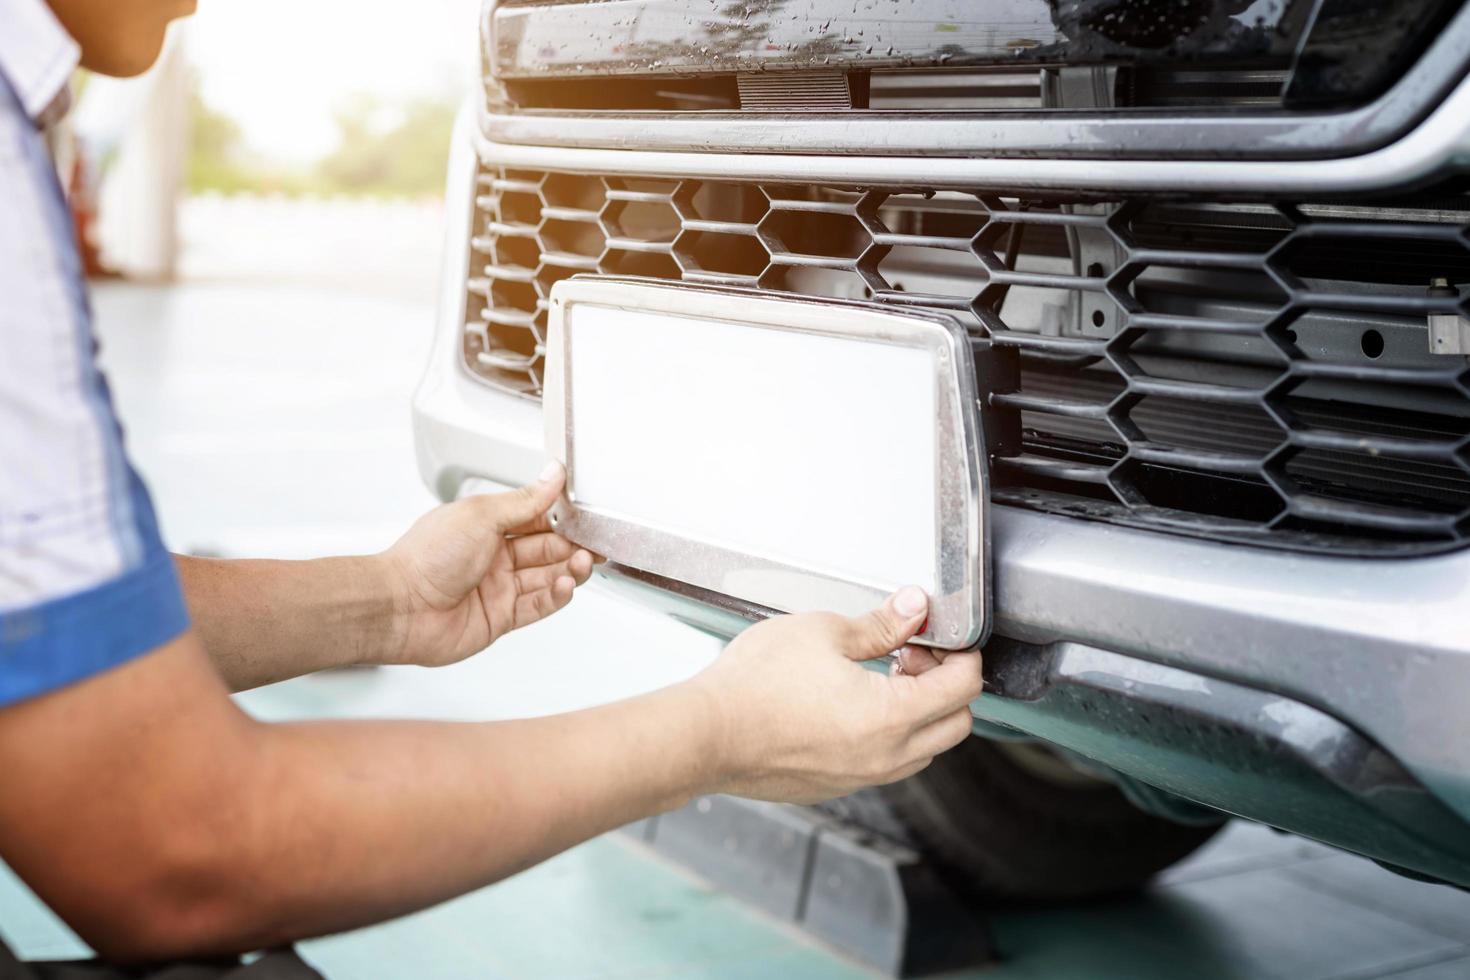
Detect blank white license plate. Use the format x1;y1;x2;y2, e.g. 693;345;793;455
543;278;988;649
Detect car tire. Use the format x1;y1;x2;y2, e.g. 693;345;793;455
820;736;1226;901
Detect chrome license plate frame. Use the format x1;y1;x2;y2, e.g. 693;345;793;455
543;277;989;650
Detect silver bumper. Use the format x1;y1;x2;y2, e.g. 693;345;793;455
416;110;1470;851
420;309;1470;837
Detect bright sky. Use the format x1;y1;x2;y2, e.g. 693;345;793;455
186;0;482;164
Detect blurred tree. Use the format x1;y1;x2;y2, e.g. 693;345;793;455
186;86;455;198
314;95;456;198
186;88;261;194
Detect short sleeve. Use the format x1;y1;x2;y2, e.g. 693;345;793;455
0;75;189;708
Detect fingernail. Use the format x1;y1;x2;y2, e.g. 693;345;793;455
539;460;563;483
892;586;927;618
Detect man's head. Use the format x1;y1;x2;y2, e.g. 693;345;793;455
47;0;198;77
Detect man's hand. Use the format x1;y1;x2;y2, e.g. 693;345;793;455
381;463;595;668
689;587;983;804
176;464;593;690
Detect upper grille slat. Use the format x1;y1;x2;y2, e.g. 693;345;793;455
681;272;762;287
486;220;540;239
998;454;1113;485
1287;494;1464;533
604;188;678;204
538;206;602;223
602;237;677;254
990;332;1109;357
765;252;864;270
872;290;974;312
478;349;540;371
991;391;1110;421
1126;313;1269;336
1124;377;1271;406
478;306;539;330
538;252;601;272
1289;428;1463;461
679;219;761;236
489;177;542;195
483;263;538;283
1128;442;1268;476
460;165;1470;556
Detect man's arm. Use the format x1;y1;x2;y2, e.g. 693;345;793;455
175;554;396;689
177;470;595;691
0;597;980;961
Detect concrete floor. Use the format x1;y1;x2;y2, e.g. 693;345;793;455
3;199;1468;978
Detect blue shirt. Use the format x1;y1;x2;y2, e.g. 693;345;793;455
0;0;190;707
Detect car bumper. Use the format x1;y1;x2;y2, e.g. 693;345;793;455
416;109;1470;884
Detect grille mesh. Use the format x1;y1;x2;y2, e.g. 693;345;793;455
463;167;1470;554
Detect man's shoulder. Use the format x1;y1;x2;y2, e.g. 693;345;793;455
0;74;191;705
0;88;37;181
0;79;121;613
0;76;61;254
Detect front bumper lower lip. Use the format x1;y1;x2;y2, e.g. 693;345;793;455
976;637;1470;888
596;556;1470;888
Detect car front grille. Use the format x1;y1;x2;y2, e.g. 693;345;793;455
462;166;1470;555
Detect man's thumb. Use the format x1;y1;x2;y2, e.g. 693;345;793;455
492;460;565;530
844;586;929;661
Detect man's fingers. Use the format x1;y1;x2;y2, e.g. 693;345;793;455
904;650;984;727
488;462;566;533
514;552;594;594
843;587;929;662
910;707;974;759
509;532;578;570
876;756;935;786
513;575;577;628
893;645;944;677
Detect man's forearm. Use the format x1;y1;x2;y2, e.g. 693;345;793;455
176;555;402;690
223;682;721;951
2;597;972;962
0;636;723;961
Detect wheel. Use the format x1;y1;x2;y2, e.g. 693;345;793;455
820;736;1226;902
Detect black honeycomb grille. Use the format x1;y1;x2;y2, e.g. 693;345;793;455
462;166;1470;555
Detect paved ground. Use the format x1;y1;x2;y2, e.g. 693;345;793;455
2;200;1467;978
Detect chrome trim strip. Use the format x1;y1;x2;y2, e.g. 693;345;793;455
476;65;1470;195
542;278;989;649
